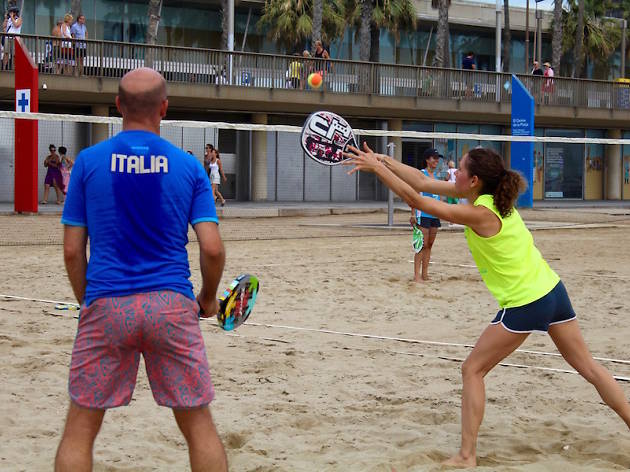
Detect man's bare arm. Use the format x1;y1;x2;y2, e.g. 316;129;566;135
63;226;88;304
193;221;226;316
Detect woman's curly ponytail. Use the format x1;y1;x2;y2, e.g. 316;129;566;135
466;148;526;218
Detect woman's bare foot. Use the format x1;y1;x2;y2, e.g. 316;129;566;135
442;453;476;468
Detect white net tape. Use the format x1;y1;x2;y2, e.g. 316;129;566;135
2;110;630;145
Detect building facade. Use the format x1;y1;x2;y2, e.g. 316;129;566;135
1;1;628;203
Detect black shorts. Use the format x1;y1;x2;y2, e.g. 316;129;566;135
491;281;576;333
419;216;441;228
74;46;86;58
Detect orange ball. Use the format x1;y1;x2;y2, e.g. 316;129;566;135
308;72;323;89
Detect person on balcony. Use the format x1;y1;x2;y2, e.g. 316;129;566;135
531;61;543;76
462;51;477;98
71;14;88;77
52;19;63;74
1;6;22;70
543;62;555;104
61;13;75;75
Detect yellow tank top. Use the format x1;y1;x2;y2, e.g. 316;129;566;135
464;194;559;308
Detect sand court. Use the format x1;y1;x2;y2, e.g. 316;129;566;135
1;209;630;471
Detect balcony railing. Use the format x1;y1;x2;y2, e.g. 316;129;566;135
2;33;630;111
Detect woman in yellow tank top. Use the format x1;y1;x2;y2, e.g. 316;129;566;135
344;144;630;468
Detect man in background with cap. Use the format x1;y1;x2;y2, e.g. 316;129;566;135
409;148;442;282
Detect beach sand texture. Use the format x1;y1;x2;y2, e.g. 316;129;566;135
1;209;630;471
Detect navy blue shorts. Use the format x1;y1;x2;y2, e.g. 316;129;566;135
491;281;576;333
419;216;441;228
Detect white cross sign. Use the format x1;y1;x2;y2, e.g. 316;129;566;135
16;89;31;113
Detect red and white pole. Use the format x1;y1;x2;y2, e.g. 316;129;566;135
14;37;39;213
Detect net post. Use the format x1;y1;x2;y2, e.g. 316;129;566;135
14;38;39;213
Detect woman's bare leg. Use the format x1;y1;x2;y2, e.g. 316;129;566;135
420;226;438;280
549;320;630;428
443;324;529;467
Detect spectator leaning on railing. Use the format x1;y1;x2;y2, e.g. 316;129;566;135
61;13;75;75
543;61;555;103
71;14;88;76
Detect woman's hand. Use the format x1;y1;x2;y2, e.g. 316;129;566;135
343;142;386;176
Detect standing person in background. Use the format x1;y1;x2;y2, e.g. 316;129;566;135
462;51;476;97
60;13;75;75
462;51;476;70
531;61;543;76
41;144;65;205
52;19;63;74
410;148;442;282
543;62;555;104
2;6;22;70
209;148;227;207
59;146;74;195
55;68;228;471
204;143;214;176
287;53;303;89
314;40;331;76
71;14;88;76
445;160;458;204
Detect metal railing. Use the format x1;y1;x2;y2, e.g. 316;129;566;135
2;33;630;111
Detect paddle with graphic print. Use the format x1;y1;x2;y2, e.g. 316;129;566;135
200;274;259;331
301;111;359;166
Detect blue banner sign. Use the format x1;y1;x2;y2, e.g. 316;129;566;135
511;75;534;208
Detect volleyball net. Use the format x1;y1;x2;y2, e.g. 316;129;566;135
1;109;630;245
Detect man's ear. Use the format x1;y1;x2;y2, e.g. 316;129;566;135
115;96;123;115
160;99;168;118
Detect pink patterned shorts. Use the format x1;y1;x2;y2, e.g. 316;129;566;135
69;291;214;409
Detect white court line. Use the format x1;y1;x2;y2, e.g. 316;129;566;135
4;294;630;366
408;261;630;280
386;349;630;382
221;330;630;383
0;294;80;307
245;322;630;366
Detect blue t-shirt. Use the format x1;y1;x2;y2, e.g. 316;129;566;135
61;130;218;306
416;169;440;220
462;56;475;70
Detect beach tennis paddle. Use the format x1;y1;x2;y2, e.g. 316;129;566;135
200;274;259;331
412;223;424;253
301;111;358;166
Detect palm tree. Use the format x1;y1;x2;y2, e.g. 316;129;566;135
562;0;621;79
258;0;345;53
359;0;373;61
573;0;585;77
502;0;511;72
552;0;563;73
342;0;416;62
70;0;82;20
146;0;162;46
431;0;451;68
312;0;323;53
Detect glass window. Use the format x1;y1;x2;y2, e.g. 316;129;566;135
456;124;479;163
480;124;503;156
434;123;457;172
544;129;584;199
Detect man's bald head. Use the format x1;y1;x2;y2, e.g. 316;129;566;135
117;68;167;119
